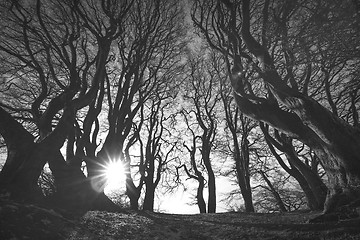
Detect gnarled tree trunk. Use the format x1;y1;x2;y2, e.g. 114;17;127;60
216;0;360;216
0;107;120;212
261;123;327;210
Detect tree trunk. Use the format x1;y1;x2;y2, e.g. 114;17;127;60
0;107;48;200
182;144;207;214
0;142;45;201
261;125;327;210
197;175;207;213
124;149;144;210
143;152;156;211
236;134;255;212
143;184;155;211
0;107;120;212
312;142;360;214
221;89;255;213
203;147;216;213
235;92;360;214
260;170;287;212
236;170;254;212
125;175;141;210
142;156;163;211
281;101;360;215
285;150;327;210
234;150;254;212
217;0;360;215
45;149;121;212
207;170;216;213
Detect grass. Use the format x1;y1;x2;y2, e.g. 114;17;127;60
1;198;360;240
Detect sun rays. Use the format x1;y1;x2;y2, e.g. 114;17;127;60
103;159;127;192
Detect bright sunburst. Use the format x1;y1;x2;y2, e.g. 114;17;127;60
103;160;126;192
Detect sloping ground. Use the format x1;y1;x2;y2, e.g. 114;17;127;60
1;199;360;240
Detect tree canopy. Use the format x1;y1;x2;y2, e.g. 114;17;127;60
0;0;359;221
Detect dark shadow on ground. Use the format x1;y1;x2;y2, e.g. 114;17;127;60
1;198;360;240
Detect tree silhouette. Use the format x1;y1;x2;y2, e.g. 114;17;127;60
0;0;184;212
192;0;360;217
260;123;327;210
0;0;134;210
214;54;256;212
177;54;221;213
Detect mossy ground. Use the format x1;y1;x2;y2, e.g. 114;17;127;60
1;199;360;240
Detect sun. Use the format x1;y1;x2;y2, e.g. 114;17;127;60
103;160;126;192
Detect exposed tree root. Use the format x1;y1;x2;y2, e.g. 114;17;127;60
309;198;360;223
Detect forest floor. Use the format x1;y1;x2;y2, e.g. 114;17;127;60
1;198;360;240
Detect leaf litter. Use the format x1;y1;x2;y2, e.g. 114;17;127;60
1;199;360;240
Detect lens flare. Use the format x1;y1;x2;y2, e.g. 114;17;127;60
103;160;126;192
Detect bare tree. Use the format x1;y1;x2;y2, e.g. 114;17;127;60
179;117;207;213
67;0;185;209
139;94;178;211
260;123;327;210
178;54;221;213
0;0;133;210
211;53;256;212
192;0;360;217
259;170;287;212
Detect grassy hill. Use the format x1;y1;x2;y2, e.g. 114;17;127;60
1;198;360;240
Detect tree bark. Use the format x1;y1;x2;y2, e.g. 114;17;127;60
220;83;255;212
126;176;141;210
234;141;254;212
197;175;207;213
207;169;217;213
283;146;327;210
124;147;144;210
0;107;65;200
0;107;120;212
260;170;287;213
143;183;155;211
234;0;360;214
179;162;207;213
202;145;216;213
261;124;327;210
143;153;156;211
